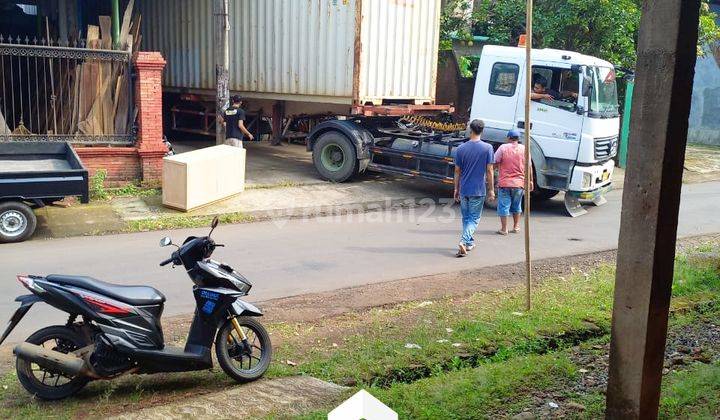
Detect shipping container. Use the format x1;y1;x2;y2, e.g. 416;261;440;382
138;0;441;106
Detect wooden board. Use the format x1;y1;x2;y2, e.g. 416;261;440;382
113;69;129;134
86;25;99;44
77;26;100;127
119;0;135;48
162;145;246;211
131;13;142;50
99;16;112;49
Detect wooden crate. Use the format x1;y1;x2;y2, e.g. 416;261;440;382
162;145;246;211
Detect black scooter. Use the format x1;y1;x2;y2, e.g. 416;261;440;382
0;217;271;400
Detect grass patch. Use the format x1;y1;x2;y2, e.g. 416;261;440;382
377;353;576;419
124;212;254;232
107;184;161;198
660;361;720;419
273;243;719;418
673;253;720;297
278;265;616;387
273;250;719;389
296;353;577;420
90;169;161;202
90;169;109;201
574;361;720;419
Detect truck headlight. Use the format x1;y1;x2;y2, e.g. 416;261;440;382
582;172;593;189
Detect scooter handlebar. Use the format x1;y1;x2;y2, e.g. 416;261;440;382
159;257;174;267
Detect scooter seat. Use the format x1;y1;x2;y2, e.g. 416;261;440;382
45;275;166;306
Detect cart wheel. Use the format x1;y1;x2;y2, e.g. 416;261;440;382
312;132;359;182
0;201;37;243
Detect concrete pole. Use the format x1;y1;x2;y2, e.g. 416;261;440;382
213;0;230;145
605;1;700;418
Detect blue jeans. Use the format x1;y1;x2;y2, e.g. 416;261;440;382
460;196;485;247
497;187;524;217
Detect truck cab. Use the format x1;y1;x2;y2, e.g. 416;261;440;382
470;45;620;216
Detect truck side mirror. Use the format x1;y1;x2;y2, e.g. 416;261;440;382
582;79;592;97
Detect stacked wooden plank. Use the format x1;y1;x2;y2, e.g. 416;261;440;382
67;0;140;138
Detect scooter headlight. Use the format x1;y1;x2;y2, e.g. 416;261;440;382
230;276;252;294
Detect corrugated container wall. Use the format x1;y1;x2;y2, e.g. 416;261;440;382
138;0;440;106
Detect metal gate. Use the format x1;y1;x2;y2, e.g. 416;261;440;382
0;35;135;145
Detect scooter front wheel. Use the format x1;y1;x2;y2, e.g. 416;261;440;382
215;316;272;383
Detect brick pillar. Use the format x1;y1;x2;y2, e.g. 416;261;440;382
133;51;167;184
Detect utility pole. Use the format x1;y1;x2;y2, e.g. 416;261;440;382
605;1;700;418
213;0;229;145
111;0;120;49
523;0;533;311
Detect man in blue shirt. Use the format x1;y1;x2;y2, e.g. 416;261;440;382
454;119;495;257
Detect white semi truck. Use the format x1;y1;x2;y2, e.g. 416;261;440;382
470;45;620;216
306;45;620;217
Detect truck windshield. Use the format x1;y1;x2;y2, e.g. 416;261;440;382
587;66;619;118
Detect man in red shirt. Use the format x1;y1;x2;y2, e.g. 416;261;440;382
493;130;533;235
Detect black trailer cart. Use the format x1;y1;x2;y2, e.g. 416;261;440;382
307;116;467;185
0;142;89;243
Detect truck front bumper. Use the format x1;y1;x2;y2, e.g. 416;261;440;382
567;159;615;194
566;183;613;200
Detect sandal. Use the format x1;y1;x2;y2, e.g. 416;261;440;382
511;228;520;234
496;230;508;236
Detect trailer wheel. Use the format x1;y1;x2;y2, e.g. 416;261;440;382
0;201;37;243
312;132;359;182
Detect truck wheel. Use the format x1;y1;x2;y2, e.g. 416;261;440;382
531;188;560;201
0;201;37;243
312;132;359;182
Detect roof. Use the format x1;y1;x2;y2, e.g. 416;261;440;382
482;45;615;68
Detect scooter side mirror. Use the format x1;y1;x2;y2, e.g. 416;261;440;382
160;237;173;247
208;216;220;237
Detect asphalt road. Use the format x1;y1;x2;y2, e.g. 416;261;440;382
1;181;719;342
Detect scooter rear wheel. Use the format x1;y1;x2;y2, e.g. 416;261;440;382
16;325;89;400
215;317;272;383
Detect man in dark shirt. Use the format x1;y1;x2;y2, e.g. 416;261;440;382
220;95;254;147
453;119;495;257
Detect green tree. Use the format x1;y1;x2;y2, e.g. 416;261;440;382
441;0;720;69
439;0;475;51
